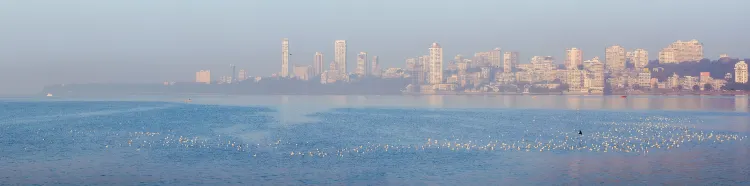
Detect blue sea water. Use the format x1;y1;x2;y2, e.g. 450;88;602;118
1;95;749;185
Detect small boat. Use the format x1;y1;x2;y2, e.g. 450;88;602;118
620;95;627;98
46;93;53;97
184;98;192;103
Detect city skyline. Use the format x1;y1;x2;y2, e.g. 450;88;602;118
248;38;735;80
2;0;750;94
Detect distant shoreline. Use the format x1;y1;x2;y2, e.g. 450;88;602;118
34;92;750;97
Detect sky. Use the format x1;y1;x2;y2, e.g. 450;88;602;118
1;0;749;94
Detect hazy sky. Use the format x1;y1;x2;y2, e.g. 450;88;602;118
1;0;749;94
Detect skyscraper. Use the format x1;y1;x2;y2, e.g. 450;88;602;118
631;49;649;69
605;45;626;71
405;58;422;85
503;52;518;73
334;40;347;74
356;52;368;77
490;48;502;68
371;56;380;77
565;48;583;70
419;55;429;84
429;42;443;85
238;69;247;81
281;38;289;77
314;52;324;76
230;64;236;82
736;61;748;84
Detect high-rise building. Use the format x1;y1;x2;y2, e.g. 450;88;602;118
565;48;583;70
584;57;605;89
658;40;703;64
281;38;289;77
238;69;247;81
334;40;347;74
605;45;626;71
429;42;443;85
490;48;502;68
735;61;748;84
405;58;423;84
474;52;490;67
356;52;369;77
631;49;649;69
419;55;429;84
230;64;236;82
195;70;211;84
314;52;324;76
371;56;380;77
503;52;518;73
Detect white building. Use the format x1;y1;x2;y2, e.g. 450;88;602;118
489;48;502;68
584;57;605;89
314;52;324;76
637;68;652;88
334;40;347;74
281;38;289;77
605;45;626;71
371;56;381;77
356;52;369;77
195;70;211;84
237;69;247;81
658;40;703;64
631;48;649;69
503;52;518;73
429;43;443;84
565;48;583;70
735;60;748;83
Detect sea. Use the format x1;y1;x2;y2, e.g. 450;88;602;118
1;95;749;185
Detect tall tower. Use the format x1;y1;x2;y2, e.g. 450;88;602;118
490;48;502;68
419;55;429;84
371;56;380;77
356;52;368;77
281;38;289;77
238;69;247;81
334;40;347;74
503;52;518;73
429;42;443;85
230;64;236;83
314;52;324;76
736;61;748;84
565;48;583;70
605;45;626;71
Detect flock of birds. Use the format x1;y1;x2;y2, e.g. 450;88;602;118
85;118;749;159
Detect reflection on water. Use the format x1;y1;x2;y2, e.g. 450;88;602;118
28;95;750;113
737;96;748;112
427;95;443;108
2;95;749;185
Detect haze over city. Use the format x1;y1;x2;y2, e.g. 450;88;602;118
2;0;750;94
